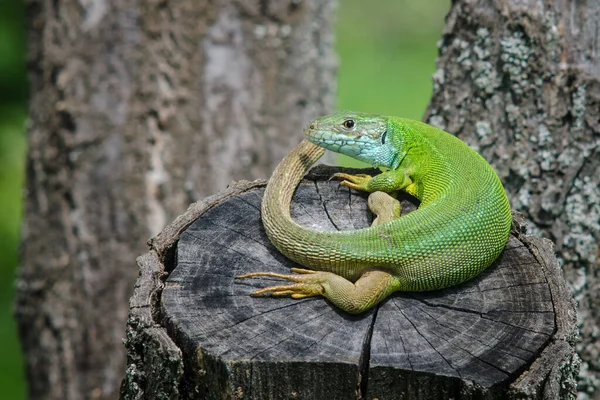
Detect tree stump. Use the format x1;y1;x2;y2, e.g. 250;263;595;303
121;166;579;400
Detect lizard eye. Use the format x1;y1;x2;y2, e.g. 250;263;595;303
381;130;387;144
342;119;355;129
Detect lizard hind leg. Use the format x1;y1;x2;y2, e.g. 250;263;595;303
368;191;401;226
237;268;399;314
237;268;326;300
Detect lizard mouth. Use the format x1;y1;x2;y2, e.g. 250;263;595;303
304;124;357;146
305;132;358;149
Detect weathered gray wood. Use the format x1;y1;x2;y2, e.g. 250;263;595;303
367;235;557;398
124;165;578;399
424;1;599;395
121;251;184;399
121;180;265;399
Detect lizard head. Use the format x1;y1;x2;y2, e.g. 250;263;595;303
304;111;405;169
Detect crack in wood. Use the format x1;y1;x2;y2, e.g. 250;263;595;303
294;196;327;227
246;309;337;361
187;301;316;347
425;322;512;379
417;305;532;362
460;280;550;294
391;315;413;371
358;303;378;399
313;181;342;231
396;303;462;379
234;195;262;212
193;218;271;251
412;297;553;335
519;238;559;336
297;330;339;359
193;238;271;268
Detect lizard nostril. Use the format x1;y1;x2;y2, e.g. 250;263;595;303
309;124;315;130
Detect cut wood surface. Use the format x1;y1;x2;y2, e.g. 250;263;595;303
122;165;578;400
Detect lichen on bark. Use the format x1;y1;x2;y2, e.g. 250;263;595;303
425;1;600;397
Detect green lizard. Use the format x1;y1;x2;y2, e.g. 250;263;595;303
239;111;512;314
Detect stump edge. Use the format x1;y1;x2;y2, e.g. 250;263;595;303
507;217;580;399
120;168;579;400
120;179;266;399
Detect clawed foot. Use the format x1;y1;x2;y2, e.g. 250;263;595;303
237;268;325;299
330;172;373;192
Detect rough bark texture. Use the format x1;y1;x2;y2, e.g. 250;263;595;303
423;0;600;397
122;166;578;399
17;0;336;399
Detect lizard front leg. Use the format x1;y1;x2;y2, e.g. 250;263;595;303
332;168;413;194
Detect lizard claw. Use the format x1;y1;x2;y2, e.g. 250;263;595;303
329;173;373;192
237;269;325;299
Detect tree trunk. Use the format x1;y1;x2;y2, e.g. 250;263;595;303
121;166;578;399
16;0;336;399
424;0;600;397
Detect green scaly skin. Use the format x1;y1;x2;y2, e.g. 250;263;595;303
239;111;512;314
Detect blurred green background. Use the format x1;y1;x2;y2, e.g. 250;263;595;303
1;0;27;399
336;0;448;166
0;0;448;397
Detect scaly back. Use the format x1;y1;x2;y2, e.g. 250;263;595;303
261;113;512;291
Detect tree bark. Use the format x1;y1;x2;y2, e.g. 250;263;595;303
424;0;600;397
121;166;578;399
16;0;336;399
